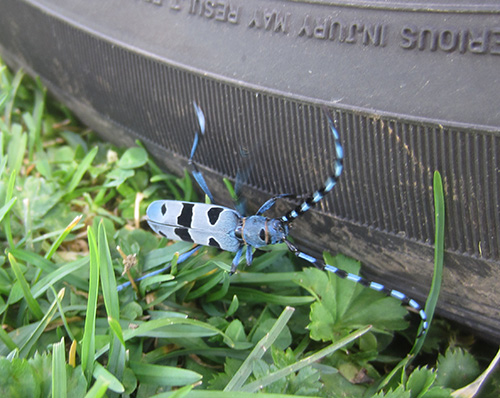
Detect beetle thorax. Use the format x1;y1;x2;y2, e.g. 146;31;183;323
236;215;289;248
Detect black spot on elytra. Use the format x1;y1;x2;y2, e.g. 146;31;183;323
174;227;193;242
259;229;266;241
177;203;194;227
208;207;224;225
161;203;167;216
208;237;221;249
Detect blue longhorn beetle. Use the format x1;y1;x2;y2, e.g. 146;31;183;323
147;103;428;335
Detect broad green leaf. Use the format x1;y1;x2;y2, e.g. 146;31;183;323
224;319;250;349
435;347;480;390
252;318;292;351
29;352;52;398
372;385;411;398
297;263;407;342
0;357;40;398
240;326;371;393
18;176;64;220
104;168;134;187
452;346;500;398
66;366;87;398
406;367;436;398
117;147;148;169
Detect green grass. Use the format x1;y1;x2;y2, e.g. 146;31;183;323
0;60;499;397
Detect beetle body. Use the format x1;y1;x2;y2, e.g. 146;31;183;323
146;103;428;336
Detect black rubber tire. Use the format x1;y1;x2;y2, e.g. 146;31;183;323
1;0;499;340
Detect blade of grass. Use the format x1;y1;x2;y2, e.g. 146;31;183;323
4;68;24;128
98;220;126;382
155;347;249;363
0;90;7;111
410;170;445;356
154;384;194;398
94;317;236;360
31;256;89;298
371;171;446;395
11;248;89;291
27;80;46;160
65;146;98;194
226;286;315;306
241;325;372;393
143;242;196;270
0;325;17;351
51;285;76;342
152;389;316;398
81;226;100;383
7;126;27;178
83;376;110;398
93;363;125;393
8;253;43;319
10;248;57;273
181;169;194;202
128;318;228;340
45;215;83;260
33;214;83;284
170;249;180;275
185;270;224;300
206;271;230;302
3;169;17;248
52;337;67;398
107;317;126;348
224;306;295;392
18;288;65;358
222;177;238;202
229;271;302;285
98;221;120;319
0;197;17;223
0;156;7;178
129;361;202;387
144;261;222;308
